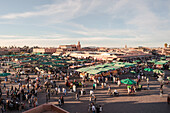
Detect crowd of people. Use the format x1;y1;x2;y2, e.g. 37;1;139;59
0;55;169;113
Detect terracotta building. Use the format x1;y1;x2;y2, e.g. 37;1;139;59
58;41;81;51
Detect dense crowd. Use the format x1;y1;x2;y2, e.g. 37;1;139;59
0;55;169;113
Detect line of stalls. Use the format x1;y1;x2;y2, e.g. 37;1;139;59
76;62;136;80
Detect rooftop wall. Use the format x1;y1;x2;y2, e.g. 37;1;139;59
23;104;69;113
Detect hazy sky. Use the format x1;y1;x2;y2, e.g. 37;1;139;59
0;0;169;47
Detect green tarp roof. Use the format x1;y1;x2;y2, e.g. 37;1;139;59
160;57;166;60
104;63;115;67
29;58;39;61
77;59;87;62
98;68;110;72
53;61;67;64
41;62;53;64
123;63;135;67
21;60;30;63
155;60;169;65
109;66;121;70
147;60;157;63
66;60;76;63
86;70;101;75
34;53;48;56
2;55;22;57
133;60;141;63
114;64;125;67
87;66;96;69
116;62;124;64
76;61;136;74
51;64;66;67
14;65;24;68
115;62;134;67
104;67;116;71
76;67;93;72
0;73;11;77
76;62;123;73
95;65;106;68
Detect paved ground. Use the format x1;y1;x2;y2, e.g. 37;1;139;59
59;70;170;113
0;67;170;113
48;71;170;113
60;76;170;113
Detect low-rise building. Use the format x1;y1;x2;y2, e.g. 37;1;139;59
81;47;97;51
0;49;9;55
68;51;117;60
162;43;170;55
33;48;56;54
58;41;81;51
8;48;21;53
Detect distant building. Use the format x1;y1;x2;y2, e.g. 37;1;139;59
81;47;97;51
97;47;109;52
58;41;81;51
59;45;77;51
8;48;21;53
164;43;168;48
0;49;9;55
69;51;117;60
125;45;127;49
117;53;153;60
162;43;170;55
77;41;81;51
53;48;63;56
33;48;56;54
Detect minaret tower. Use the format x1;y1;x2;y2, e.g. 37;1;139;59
77;41;81;51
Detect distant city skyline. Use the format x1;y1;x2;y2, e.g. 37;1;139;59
0;0;169;47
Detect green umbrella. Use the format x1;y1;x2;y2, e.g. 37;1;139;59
130;71;136;74
144;68;153;72
121;79;136;85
